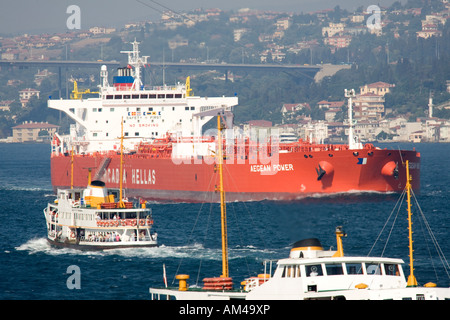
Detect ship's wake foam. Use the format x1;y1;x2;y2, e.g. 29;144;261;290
15;238;278;260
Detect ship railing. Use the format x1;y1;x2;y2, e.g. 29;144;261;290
95;218;154;228
80;232;156;243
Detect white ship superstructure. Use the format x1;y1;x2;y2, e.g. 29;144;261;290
49;40;238;154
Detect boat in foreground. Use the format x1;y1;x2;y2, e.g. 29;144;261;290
43;180;157;250
150;227;450;300
149;136;449;299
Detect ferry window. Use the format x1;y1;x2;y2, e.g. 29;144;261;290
185;107;189;110
306;265;323;277
366;263;381;275
98;108;102;112
148;107;153;111
141;94;148;99
281;265;301;278
345;263;363;275
137;107;141;111
115;95;122;99
93;133;98;137
110;108;115;112
149;94;156;99
384;264;400;276
93;108;97;112
124;132;129;137
190;107;195;110
166;94;173;98
123;94;131;99
106;95;113;99
132;94;140;99
325;264;344;276
135;132;139;136
175;94;182;98
157;94;165;99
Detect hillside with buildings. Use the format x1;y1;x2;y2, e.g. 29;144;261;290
0;0;449;142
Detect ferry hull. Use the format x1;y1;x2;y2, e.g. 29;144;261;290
47;238;157;251
51;147;420;202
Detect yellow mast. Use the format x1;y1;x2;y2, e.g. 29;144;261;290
71;146;74;189
405;160;418;287
217;115;229;278
119;117;125;208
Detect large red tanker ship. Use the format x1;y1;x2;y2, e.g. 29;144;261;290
49;41;420;202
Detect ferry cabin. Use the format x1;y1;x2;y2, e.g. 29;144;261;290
244;256;407;300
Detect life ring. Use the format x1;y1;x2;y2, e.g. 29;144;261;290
146;219;153;225
70;231;76;239
131;220;137;226
114;220;119;227
139;220;145;226
96;220;101;226
121;220;126;226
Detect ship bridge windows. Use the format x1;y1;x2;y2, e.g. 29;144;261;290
325;263;344;276
166;94;174;99
157;94;165;99
123;94;131;99
306;264;324;277
150;94;156;99
345;263;364;275
132;94;140;99
365;263;381;275
141;94;148;99
106;95;114;99
384;264;400;276
115;95;122;100
282;265;301;278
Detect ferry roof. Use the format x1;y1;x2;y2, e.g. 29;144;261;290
276;255;405;266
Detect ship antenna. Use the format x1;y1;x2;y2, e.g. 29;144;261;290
344;89;360;150
405;160;418;287
217;114;229;278
120;39;149;91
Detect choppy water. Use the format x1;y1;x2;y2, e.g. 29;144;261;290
0;142;449;300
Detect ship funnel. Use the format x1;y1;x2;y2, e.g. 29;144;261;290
290;238;323;259
83;180;109;207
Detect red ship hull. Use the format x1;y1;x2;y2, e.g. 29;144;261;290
51;144;420;202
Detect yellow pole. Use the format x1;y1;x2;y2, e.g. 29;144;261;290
217;115;229;278
332;227;346;258
119;117;125;208
406;160;418;287
71;146;74;189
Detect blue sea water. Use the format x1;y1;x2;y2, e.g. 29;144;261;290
0;142;449;300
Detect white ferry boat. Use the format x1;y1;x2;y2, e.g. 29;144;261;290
43;179;157;250
149;156;450;300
